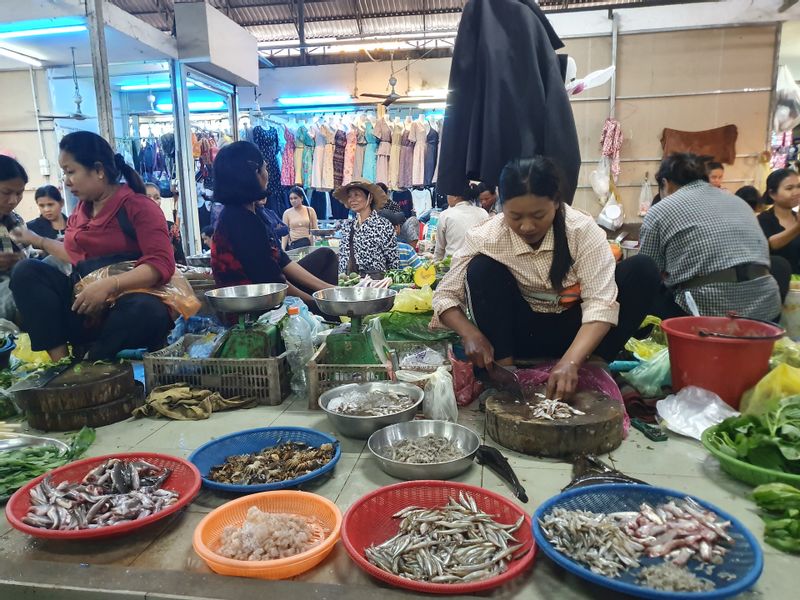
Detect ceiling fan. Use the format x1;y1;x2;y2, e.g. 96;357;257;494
37;47;94;121
359;75;408;106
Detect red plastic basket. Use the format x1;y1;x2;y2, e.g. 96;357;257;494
5;452;201;540
341;481;535;594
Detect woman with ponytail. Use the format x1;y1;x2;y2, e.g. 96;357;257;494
10;130;175;361
432;156;659;400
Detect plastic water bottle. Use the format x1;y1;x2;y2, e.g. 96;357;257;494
282;306;314;397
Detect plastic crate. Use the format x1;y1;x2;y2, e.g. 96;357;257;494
144;334;290;406
306;340;451;409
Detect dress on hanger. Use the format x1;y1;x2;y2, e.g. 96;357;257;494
299;125;314;187
375;119;392;185
321;124;336;190
254;126;283;212
388;123;403;190
410;120;429;187
353;126;367;180
311;125;326;189
433;127;443;185
343;127;357;185
362;121;378;183
333;128;347;188
399;127;414;189
293;125;305;185
281;126;295;186
424;126;440;185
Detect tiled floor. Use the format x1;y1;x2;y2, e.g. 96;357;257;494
1;395;797;599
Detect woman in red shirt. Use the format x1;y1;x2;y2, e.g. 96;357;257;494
10;131;175;361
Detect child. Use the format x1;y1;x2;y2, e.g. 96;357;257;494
379;209;423;269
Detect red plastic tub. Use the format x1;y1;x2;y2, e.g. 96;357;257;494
661;316;784;409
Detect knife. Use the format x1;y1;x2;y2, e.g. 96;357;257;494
6;361;73;393
475;444;529;503
487;363;525;400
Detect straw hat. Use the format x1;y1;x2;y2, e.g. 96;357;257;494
332;179;388;210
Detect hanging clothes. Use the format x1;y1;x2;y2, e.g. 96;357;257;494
411;120;428;187
411;188;432;216
424;126;439;186
389;122;403;190
298;125;314;188
600;118;623;182
333;128;347;188
320;124;336;190
353;125;367;181
362;121;378;182
399;127;414;189
309;189;329;220
293;125;305;186
433;127;443;185
254;126;284;213
311;124;326;189
375;118;392;185
343;127;357;185
281;126;296;186
438;0;580;202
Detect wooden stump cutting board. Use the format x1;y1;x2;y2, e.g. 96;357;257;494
485;387;624;459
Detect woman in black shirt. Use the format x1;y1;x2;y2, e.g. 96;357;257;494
758;169;800;272
27;185;67;241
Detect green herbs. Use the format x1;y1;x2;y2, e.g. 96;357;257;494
709;396;800;474
387;267;415;285
0;426;95;499
752;483;800;553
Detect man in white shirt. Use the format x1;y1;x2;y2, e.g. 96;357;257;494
433;192;489;260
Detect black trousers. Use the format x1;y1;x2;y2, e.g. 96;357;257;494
466;254;660;362
10;259;174;360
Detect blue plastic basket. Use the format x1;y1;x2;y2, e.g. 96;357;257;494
532;484;763;600
188;426;341;493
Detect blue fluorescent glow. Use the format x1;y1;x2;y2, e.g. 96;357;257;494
0;17;85;35
277;94;352;106
0;23;86;39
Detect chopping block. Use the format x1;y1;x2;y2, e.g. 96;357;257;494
485;387;624;459
15;362;144;432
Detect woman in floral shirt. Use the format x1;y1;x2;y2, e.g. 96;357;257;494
334;179;399;276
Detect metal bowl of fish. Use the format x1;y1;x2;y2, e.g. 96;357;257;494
205;283;288;314
367;421;480;480
318;382;423;440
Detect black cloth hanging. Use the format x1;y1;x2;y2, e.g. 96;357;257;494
437;0;580;203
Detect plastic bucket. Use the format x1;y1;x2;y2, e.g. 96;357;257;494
661;316;784;410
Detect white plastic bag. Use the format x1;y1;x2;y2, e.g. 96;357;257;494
596;193;624;231
423;366;458;423
589;157;611;202
774;65;800;133
638;177;653;217
656;386;740;441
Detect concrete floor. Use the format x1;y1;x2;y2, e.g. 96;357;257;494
0;395;794;599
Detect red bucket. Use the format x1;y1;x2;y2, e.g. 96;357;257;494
661;316;784;409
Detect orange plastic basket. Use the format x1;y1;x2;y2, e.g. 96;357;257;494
192;490;342;580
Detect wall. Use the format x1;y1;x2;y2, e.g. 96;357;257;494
0;69;61;221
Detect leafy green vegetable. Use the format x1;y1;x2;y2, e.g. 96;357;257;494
0;426;95;499
753;482;800;553
709;396;800;474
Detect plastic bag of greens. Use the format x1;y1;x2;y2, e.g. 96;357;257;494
393;285;433;313
771;337;800;369
368;312;457;342
625;315;667;361
740;363;800;415
622;347;671;397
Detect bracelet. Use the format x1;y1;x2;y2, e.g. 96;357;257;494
112;275;121;294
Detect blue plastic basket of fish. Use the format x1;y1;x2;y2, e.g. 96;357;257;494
188;427;341;494
532;484;763;599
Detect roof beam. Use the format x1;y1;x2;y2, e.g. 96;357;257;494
351;0;363;36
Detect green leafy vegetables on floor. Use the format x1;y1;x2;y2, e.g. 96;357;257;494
0;426;95;499
708;396;800;474
753;483;800;553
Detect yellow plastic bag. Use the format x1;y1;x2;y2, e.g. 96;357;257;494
740;363;800;415
393;285;433;313
75;261;201;320
11;333;52;368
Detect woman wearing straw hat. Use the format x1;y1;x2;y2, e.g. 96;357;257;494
334;179;399;277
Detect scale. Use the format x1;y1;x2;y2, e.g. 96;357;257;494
204;284;288;359
313;287;397;364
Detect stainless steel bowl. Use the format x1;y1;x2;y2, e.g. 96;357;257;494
0;434;69;453
318;382;423;439
205;283;288;314
367;420;480;480
313;287;396;318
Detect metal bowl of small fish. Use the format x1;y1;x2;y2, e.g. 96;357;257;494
206;283;288;315
318;382;423;439
367;421;480;480
313;287;397;318
5;452;201;539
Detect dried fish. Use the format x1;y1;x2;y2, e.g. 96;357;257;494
539;507;642;578
637;563;715;592
365;492;527;584
327;390;416;417
388;435;465;464
23;459;178;530
529;394;585;421
208;442;334;486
